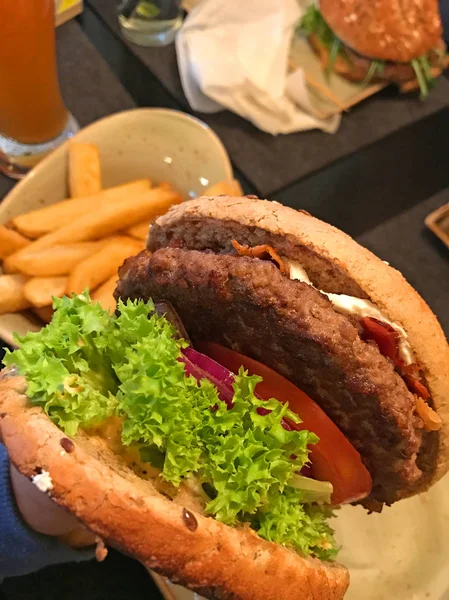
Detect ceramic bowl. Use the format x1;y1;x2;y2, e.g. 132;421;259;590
0;108;234;344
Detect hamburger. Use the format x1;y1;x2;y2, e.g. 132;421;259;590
1;196;448;600
300;0;449;97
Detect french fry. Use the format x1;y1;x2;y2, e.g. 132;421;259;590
203;179;243;197
0;226;30;259
126;222;150;241
0;274;31;314
69;142;102;198
91;275;118;314
67;237;144;295
124;189;183;239
24;276;68;308
13;189;181;257
12;179;151;238
4;242;103;276
32;305;54;324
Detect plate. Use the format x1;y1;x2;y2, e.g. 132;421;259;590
0;108;233;346
335;476;449;600
154;473;449;600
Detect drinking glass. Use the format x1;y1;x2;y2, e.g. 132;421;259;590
0;0;78;179
118;0;182;47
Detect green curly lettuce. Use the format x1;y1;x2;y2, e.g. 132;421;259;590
4;292;338;560
4;294;119;435
255;487;337;560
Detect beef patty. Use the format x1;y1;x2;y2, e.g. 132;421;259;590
115;248;422;504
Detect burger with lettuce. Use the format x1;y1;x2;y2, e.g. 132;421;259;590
1;196;448;600
300;0;449;97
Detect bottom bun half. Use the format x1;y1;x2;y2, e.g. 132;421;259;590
0;373;349;600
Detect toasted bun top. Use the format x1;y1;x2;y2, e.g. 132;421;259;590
319;0;443;62
0;374;349;600
152;196;449;489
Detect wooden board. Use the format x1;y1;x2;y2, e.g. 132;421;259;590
425;202;449;248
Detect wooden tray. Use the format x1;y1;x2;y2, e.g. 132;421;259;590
425;202;449;247
55;0;83;27
288;36;384;119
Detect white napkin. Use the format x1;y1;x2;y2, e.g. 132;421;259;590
176;0;340;135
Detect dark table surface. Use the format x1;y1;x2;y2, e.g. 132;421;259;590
87;0;449;195
1;7;449;600
2;4;449;237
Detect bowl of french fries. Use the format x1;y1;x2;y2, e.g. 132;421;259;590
0;108;240;345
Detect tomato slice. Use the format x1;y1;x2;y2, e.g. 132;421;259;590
197;342;373;505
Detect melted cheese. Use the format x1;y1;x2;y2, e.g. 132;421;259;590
92;418;205;511
283;258;415;365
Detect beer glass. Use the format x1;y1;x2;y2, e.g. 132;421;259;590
0;0;78;179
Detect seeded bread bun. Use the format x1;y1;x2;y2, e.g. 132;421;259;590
318;0;443;63
149;196;449;498
0;372;349;600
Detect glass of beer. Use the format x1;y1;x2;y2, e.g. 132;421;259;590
0;0;78;179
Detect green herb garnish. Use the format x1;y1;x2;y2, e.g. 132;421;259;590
300;5;336;48
326;38;342;81
361;59;385;86
412;58;429;99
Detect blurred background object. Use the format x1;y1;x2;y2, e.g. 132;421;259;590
176;0;342;135
55;0;83;26
442;0;449;42
118;0;182;46
176;0;449;135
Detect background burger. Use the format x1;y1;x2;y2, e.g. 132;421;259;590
1;196;448;600
300;0;449;97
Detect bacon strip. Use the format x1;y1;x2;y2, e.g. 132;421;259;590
231;240;287;274
360;317;400;363
401;363;421;378
359;317;439;429
403;375;430;400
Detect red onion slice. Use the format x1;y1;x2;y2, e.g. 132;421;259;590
181;348;297;437
181;344;315;476
181;347;235;408
154;300;191;343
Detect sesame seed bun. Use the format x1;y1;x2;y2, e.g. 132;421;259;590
319;0;443;63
